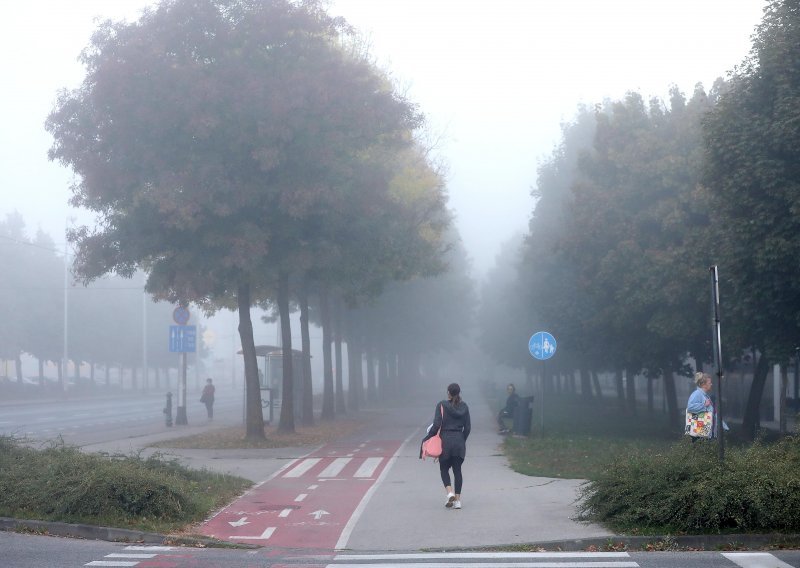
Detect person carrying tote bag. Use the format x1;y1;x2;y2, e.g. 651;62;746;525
685;372;714;440
419;383;471;509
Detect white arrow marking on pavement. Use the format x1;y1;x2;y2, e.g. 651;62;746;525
235;527;276;540
310;509;330;520
228;516;249;527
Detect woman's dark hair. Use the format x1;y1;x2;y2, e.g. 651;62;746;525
447;382;462;406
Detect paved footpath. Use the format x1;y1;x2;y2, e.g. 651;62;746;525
193;395;613;551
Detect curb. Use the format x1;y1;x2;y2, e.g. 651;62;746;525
468;533;800;552
0;517;255;549
4;517;799;553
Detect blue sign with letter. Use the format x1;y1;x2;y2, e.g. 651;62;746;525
529;331;557;360
169;325;197;353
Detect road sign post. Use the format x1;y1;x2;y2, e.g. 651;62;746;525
529;331;557;436
170;307;195;425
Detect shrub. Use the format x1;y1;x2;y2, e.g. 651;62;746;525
0;436;250;531
577;435;800;533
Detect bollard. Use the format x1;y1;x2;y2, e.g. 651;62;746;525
164;391;173;427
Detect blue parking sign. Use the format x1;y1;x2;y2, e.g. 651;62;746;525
169;325;197;353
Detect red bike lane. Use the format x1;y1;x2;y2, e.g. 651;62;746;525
197;436;404;551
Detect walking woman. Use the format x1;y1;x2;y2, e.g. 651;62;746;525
686;371;714;440
420;382;471;509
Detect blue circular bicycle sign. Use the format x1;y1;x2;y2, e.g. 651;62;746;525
529;331;557;360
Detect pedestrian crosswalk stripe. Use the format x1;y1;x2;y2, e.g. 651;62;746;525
284;457;321;477
85;562;139;567
123;546;175;551
335;553;631;560
104;554;157;558
320;457;352;477
329;553;638;568
354;457;382;477
722;552;794;568
327;563;637;568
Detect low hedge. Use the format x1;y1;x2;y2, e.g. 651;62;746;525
577;434;800;533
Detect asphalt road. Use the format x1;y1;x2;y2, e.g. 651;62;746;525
0;387;245;446
2;533;800;568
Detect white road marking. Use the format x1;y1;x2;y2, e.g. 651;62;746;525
279;508;292;517
335;553;631;560
104;553;157;558
123;546;175;551
319;457;351;477
284;458;321;477
85;562;139;567
723;552;795;568
235;526;276;540
353;457;382;478
308;484;319;490
295;493;308;502
328;563;636;568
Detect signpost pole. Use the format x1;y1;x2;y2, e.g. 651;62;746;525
541;359;546;436
710;266;724;463
171;306;194;426
529;331;557;438
176;351;188;425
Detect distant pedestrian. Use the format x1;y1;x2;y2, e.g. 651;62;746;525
200;378;215;420
686;372;713;441
497;383;520;434
420;382;471;509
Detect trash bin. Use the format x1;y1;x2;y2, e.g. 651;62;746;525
513;396;534;435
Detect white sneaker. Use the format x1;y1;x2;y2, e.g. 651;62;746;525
445;492;455;508
453;500;462;509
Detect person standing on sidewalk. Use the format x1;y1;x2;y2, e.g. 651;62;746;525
200;378;216;420
420;382;471;509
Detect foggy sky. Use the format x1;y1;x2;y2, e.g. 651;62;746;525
1;0;764;277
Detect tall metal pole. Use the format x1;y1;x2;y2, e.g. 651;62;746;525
62;227;69;392
710;265;725;463
143;288;148;392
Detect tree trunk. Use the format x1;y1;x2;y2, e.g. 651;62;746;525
378;351;388;399
345;310;359;411
347;339;360;412
238;281;265;440
647;376;654;412
742;351;769;439
615;368;625;410
591;371;603;399
625;368;637;415
580;367;592;400
663;371;679;432
277;271;295;433
298;279;314;426
14;354;23;382
365;338;377;403
780;363;788;435
319;287;335;420
334;299;346;414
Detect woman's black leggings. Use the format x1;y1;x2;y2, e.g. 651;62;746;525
439;456;464;493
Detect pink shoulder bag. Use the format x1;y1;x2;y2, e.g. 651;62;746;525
421;404;444;460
